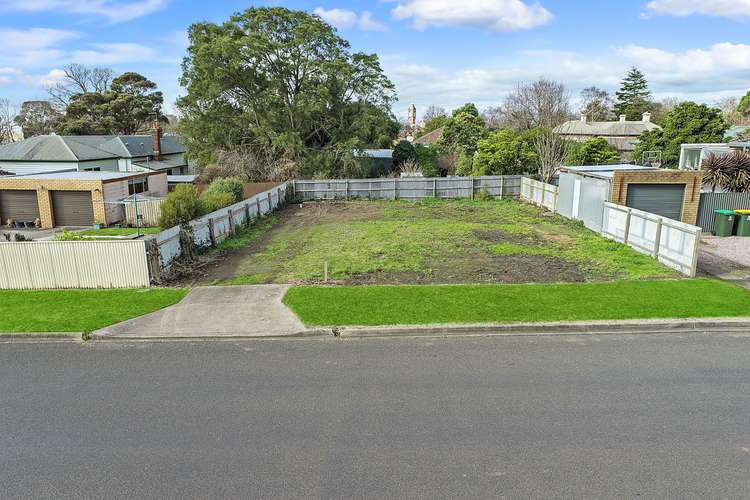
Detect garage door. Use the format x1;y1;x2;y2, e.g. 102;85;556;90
626;184;685;221
51;191;94;227
0;190;40;222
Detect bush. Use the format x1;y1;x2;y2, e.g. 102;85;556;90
472;129;537;176
158;184;204;229
53;230;83;241
455;153;473;176
392;140;417;168
205;177;245;203
702;151;750;192
566;137;620;166
415;144;440;177
201;191;236;213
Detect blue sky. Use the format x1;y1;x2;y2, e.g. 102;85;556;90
1;0;749;120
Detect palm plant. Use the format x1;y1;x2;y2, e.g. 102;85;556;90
701;151;750;192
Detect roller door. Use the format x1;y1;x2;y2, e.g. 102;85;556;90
625;184;685;221
51;191;94;227
0;190;40;223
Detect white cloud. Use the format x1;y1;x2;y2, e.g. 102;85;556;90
390;0;553;32
645;0;750;18
0;0;169;23
314;7;388;31
71;43;158;65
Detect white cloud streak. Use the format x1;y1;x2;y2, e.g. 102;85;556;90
0;0;168;23
645;0;750;18
314;7;388;31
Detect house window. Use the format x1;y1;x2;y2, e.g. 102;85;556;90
128;177;149;195
84;167;101;172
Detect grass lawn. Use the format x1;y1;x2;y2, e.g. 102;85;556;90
284;279;750;327
216;198;675;286
0;288;188;333
81;227;162;237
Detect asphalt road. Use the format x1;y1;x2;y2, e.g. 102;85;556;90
2;332;750;499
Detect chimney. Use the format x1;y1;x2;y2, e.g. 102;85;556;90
580;114;587;123
619;114;627;123
642;112;651;123
151;122;162;160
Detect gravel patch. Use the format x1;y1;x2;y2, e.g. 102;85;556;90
701;236;750;268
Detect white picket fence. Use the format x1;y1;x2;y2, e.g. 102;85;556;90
520;177;701;277
149;183;289;276
520;177;558;212
0;240;150;289
601;203;701;276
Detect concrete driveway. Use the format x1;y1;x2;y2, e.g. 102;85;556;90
94;285;306;339
699;236;750;290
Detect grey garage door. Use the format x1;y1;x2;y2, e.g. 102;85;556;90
626;184;685;221
0;190;40;222
51;191;94;227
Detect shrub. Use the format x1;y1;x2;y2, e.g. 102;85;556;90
206;177;245;203
392;140;417;168
415;144;440;177
201;191;235;213
158;184;204;229
473;129;537;176
399;160;423;177
566;137;620;166
702;151;750;192
455;153;473;176
54;230;83;241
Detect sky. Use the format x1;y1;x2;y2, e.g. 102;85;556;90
0;0;749;120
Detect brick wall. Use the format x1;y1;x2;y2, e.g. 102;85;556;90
610;170;702;225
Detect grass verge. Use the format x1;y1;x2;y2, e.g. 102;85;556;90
284;279;750;327
0;288;188;333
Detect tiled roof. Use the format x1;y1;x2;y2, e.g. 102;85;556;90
554;120;661;138
413;127;444;145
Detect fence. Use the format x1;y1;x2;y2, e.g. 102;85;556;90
148;182;289;278
601;202;701;276
0;240;150;289
520;177;559;211
696;192;750;232
124;197;164;227
293;176;522;201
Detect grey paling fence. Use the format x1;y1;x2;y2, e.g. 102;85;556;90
520;177;702;277
147;182;290;278
696;192;750;232
293;176;522;201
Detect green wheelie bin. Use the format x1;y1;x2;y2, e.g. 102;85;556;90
735;210;750;237
714;209;736;237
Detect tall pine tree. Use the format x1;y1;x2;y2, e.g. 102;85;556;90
614;67;652;121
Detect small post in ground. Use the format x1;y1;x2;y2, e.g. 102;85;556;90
324;261;329;282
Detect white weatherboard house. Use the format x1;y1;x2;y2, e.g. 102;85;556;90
0;123;191;176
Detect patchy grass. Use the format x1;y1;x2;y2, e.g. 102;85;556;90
216;215;278;251
81;227;162;237
284;279;750;327
0;288;188;333
215;199;674;285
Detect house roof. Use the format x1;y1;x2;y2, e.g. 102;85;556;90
12;170;156;181
413;127;444;145
561;164;660;180
0;134;186;162
132;156;188;171
554;119;661;138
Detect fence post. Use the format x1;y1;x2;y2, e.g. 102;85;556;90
267;192;272;212
208;218;216;247
228;209;235;235
393;178;397;200
623;209;632;244
540;181;546;208
145;239;161;282
690;229;702;278
256;196;261;217
345;180;350;200
433;178;437;198
277;187;282;207
551;185;558;212
653;217;663;259
499;176;504;199
368;180;373;199
244;202;251;223
470;178;475;200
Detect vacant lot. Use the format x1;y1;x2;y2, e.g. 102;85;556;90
202;198;675;286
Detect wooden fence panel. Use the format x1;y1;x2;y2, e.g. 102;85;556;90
520;177;558;212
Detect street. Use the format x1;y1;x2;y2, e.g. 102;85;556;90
2;332;750;499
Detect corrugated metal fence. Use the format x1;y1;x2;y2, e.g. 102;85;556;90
149;183;289;277
293;176;521;201
696;192;750;232
0;240;150;289
520;177;701;277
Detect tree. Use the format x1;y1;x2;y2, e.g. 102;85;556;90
158;184;204;228
566;137;620;166
205;177;245;203
738;90;750;119
502;79;572;130
481;106;504;130
579;87;612;122
414;144;439;177
14;101;60;138
0;99;18;144
417;115;449;138
534;130;570;183
55;72;163;135
716;96;744;126
422;105;446;123
650;97;681;126
614;67;653;120
48;63;113;111
632;102;727;168
177;7;398;178
472;129;537;176
392;140;417;168
439;103;487;157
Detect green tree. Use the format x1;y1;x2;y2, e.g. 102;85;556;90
392;140;417;168
205;177;245;203
472;129;537;176
738;90;750;118
614;67;653;120
159;185;205;229
632;102;727;168
55;72;163;135
566;137;620;165
177;7;398;179
439;103;487;174
415;144;439;177
15;101;60;138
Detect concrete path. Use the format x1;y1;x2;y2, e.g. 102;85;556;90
94;285;305;339
698;240;750;291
